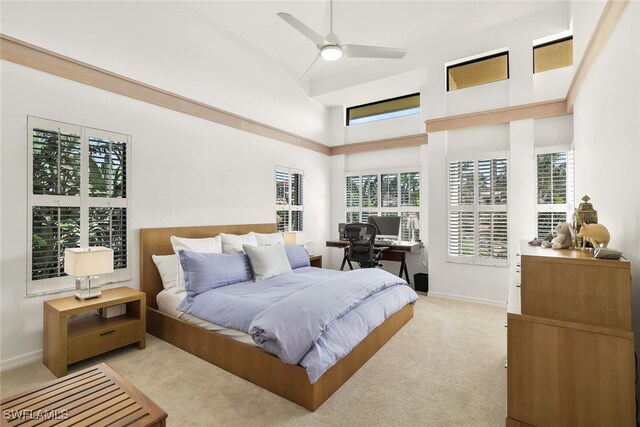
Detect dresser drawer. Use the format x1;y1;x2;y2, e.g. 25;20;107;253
521;256;631;329
67;319;141;364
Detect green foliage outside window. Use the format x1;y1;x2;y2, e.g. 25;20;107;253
31;127;128;281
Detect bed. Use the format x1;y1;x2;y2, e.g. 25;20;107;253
140;223;415;411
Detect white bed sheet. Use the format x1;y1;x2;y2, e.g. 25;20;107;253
156;288;257;347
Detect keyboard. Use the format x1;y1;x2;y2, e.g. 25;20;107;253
375;239;395;245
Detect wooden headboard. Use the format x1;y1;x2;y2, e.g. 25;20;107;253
140;223;276;308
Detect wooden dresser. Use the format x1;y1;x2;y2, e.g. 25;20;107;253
507;243;635;426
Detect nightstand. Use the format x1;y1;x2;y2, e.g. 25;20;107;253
43;286;146;377
309;255;322;268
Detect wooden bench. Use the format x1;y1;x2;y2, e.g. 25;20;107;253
1;363;167;426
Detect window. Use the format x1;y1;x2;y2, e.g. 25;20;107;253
536;147;574;238
345;170;420;241
28;116;131;295
276;167;303;232
448;153;508;265
346;93;420;126
447;51;509;91
534;36;573;74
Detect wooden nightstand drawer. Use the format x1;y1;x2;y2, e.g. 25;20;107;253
67;318;141;364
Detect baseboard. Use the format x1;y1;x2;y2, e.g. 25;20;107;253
0;349;43;373
426;291;506;307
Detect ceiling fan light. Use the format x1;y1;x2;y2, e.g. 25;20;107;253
321;45;343;61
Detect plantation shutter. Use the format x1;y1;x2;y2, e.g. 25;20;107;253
28;117;131;295
537;212;566;239
344;170;420;239
381;173;398;207
291;171;303;232
448;160;476;259
345;176;360;207
478;212;508;260
361;175;378;208
478;158;507;205
477;156;508;264
88;207;128;269
536;149;569;239
448;211;475;256
86;128;130;273
275;167;304;232
30;121;83;284
88;137;127;198
346;212;360;223
400;172;420;207
32;206;81;280
32;128;82;196
448;154;508;265
448;161;475;206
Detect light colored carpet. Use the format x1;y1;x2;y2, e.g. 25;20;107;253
1;295;507;426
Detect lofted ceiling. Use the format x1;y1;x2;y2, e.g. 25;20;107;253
0;0;570;118
190;0;567;105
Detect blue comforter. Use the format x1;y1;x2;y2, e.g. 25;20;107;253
177;267;418;383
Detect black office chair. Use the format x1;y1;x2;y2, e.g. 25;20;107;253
344;223;389;269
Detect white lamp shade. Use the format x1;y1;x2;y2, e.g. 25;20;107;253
64;247;114;277
283;231;306;245
408;216;420;230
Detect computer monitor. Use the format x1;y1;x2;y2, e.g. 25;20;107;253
367;215;400;240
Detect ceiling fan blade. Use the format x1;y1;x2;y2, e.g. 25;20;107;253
343;44;408;59
277;12;328;47
299;53;321;81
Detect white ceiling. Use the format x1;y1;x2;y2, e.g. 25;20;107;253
189;0;567;104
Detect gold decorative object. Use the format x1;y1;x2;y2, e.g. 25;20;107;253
574;195;598;248
576;223;610;250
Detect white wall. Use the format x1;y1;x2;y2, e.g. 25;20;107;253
571;0;607;69
0;61;331;368
571;0;640;352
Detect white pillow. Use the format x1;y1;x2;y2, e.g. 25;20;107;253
170;235;222;291
243;244;292;281
152;254;178;289
252;232;284;246
220;232;258;253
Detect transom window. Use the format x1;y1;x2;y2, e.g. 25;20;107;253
345;170;420;241
276;166;303;232
534;36;573;74
28;116;131;295
346;93;420;126
447;51;509;91
447;153;508;265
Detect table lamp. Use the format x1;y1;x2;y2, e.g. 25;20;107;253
408;215;420;243
283;231;306;245
64;247;114;300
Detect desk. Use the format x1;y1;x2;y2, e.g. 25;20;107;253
326;240;423;281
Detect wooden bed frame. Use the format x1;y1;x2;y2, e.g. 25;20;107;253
140;223;414;411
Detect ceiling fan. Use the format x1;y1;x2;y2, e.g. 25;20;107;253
277;0;407;78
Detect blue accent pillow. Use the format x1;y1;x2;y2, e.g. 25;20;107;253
284;245;310;269
178;250;252;299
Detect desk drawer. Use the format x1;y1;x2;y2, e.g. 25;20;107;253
67;320;141;364
381;251;404;262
